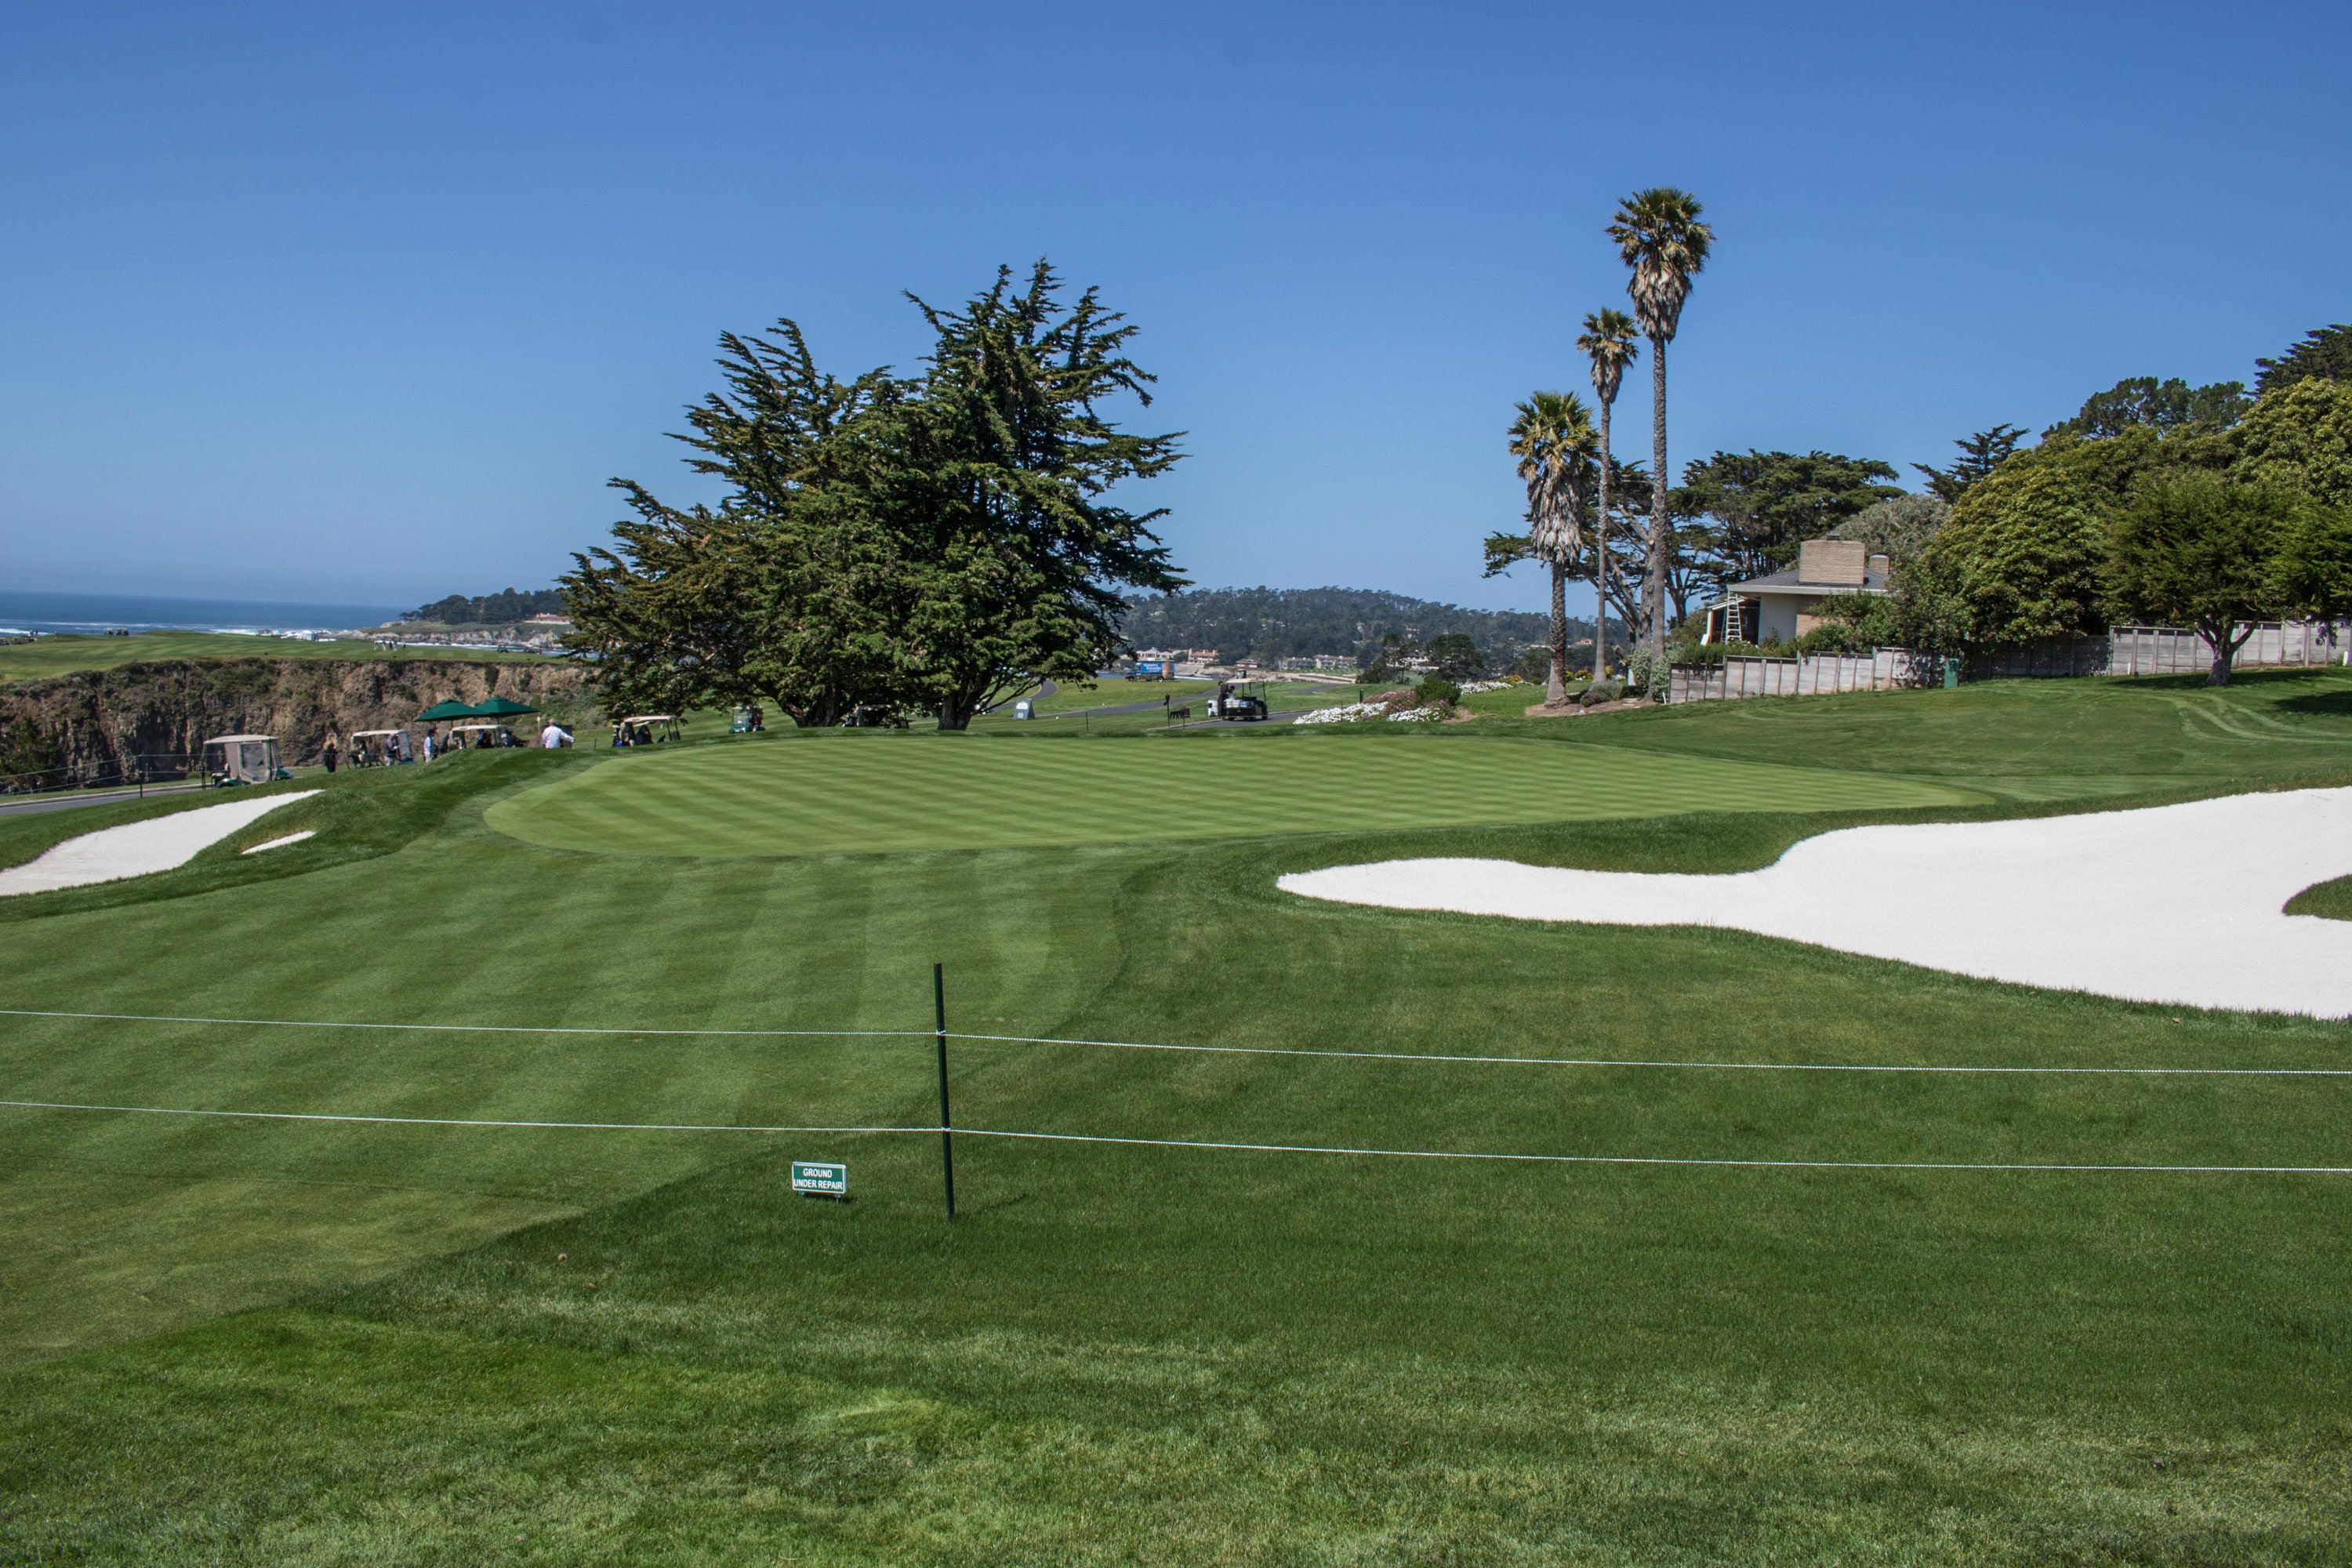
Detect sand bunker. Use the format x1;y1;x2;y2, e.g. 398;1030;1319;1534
0;793;318;897
1280;789;2352;1017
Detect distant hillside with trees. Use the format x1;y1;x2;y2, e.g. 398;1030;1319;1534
1119;586;1588;666
403;588;568;625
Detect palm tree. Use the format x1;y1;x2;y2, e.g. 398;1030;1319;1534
1507;390;1599;705
1606;187;1713;661
1575;308;1639;679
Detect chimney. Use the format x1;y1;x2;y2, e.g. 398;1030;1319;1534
1797;539;1867;586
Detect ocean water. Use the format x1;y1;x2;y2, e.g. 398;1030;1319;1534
0;589;405;637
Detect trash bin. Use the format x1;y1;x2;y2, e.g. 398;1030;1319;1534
1942;657;1962;689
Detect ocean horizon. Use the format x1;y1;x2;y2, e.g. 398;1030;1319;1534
0;588;406;637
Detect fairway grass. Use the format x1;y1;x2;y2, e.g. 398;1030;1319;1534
485;731;1978;856
0;630;556;683
6;677;2352;1563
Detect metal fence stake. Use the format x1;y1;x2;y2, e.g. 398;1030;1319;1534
934;962;956;1221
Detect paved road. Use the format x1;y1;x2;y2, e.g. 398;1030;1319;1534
0;783;205;818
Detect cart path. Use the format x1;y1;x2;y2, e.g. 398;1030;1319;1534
0;793;318;896
0;783;206;819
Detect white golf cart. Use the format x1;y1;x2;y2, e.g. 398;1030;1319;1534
612;714;682;748
450;722;521;751
204;734;289;787
350;728;414;766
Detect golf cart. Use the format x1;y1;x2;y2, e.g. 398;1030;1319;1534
613;714;682;747
450;722;521;750
350;728;414;766
1204;681;1269;722
204;734;289;787
729;706;766;734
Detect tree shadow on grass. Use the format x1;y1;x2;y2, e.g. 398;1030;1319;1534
2275;691;2352;717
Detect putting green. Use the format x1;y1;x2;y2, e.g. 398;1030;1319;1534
485;734;1978;856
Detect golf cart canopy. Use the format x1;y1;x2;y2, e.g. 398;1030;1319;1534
350;728;409;739
619;715;676;724
202;735;285;786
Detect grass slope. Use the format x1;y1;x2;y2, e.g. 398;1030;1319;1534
487;731;1973;856
1517;668;2352;803
5;673;2352;1562
0;631;555;683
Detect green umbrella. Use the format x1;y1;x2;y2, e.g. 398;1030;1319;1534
416;699;481;722
470;696;539;717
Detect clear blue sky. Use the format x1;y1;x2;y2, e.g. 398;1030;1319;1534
4;1;2345;616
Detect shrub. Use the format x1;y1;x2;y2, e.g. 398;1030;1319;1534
1414;675;1462;709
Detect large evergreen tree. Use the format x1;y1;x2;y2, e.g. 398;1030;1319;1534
562;266;1185;729
2042;377;2250;441
2107;472;2299;684
898;263;1188;729
562;323;912;726
1912;425;2027;503
2255;324;2352;395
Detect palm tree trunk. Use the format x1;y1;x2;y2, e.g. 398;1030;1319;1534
1595;403;1612;680
1548;558;1567;705
1646;336;1668;659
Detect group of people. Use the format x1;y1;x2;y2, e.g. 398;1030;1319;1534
321;721;572;774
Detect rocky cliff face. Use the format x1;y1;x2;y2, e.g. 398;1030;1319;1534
0;658;590;785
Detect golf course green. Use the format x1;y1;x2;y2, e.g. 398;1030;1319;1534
485;731;1978;856
5;672;2352;1563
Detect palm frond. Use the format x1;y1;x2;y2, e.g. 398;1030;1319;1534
1606;188;1715;343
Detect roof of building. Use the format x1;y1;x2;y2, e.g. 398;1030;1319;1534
1726;564;1893;597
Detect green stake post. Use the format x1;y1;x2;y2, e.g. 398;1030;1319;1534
933;962;956;1220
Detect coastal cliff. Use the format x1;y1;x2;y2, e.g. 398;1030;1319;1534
0;658;590;786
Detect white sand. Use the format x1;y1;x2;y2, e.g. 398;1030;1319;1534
1279;788;2352;1018
241;830;316;855
0;793;319;897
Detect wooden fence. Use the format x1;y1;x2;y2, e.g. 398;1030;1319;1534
1668;648;1936;704
1668;621;2350;706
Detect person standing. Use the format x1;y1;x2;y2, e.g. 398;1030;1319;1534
322;737;339;775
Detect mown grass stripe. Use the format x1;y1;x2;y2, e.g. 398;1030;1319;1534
488;735;1976;857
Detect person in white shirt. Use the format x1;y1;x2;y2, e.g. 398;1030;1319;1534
539;722;574;750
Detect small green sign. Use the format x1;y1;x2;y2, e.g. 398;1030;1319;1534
790;1160;848;1198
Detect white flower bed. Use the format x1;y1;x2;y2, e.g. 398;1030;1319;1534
1457;680;1515;695
1293;702;1385;724
1291;702;1449;725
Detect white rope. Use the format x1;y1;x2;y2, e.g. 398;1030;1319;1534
0;1098;924;1134
950;1127;2352;1175
946;1032;2352;1077
2;1099;2344;1174
4;1006;2343;1077
0;1007;926;1040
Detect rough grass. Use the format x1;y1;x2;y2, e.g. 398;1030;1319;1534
0;630;557;683
5;673;2352;1563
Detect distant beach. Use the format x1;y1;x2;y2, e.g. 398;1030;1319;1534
0;589;405;637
